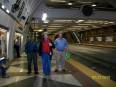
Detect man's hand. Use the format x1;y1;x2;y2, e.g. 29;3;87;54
49;43;52;46
64;47;68;51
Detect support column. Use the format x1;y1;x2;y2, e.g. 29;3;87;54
7;20;16;60
22;25;30;52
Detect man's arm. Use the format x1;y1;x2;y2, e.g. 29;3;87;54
64;39;68;51
25;43;27;53
54;39;57;48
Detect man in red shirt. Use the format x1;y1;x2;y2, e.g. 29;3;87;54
39;32;54;75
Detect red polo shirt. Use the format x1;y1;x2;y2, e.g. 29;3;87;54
42;39;50;54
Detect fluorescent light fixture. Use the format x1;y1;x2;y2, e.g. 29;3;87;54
42;13;47;21
76;20;84;23
48;26;62;27
6;9;10;13
104;23;109;25
109;22;115;24
92;25;98;28
78;20;84;22
38;29;43;32
48;28;57;30
54;20;72;22
43;20;49;23
15;33;22;36
73;26;88;28
34;29;43;32
78;24;92;25
68;3;72;5
50;0;66;3
92;4;96;7
1;5;5;9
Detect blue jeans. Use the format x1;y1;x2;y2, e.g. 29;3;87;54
42;53;51;75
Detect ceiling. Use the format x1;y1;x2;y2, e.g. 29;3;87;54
25;0;42;15
31;19;116;34
30;0;116;34
45;0;115;10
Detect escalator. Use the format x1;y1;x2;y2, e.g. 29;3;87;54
70;31;81;44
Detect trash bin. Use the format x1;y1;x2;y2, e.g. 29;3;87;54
0;57;7;76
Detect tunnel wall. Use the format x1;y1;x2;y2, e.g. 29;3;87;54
78;25;116;46
63;32;74;44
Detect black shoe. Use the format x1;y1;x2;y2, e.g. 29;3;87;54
2;75;10;78
54;69;58;72
62;69;66;72
34;72;39;75
27;72;31;74
44;73;50;76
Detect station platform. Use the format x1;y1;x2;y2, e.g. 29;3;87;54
0;48;116;87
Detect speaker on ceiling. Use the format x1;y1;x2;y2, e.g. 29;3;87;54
81;5;93;16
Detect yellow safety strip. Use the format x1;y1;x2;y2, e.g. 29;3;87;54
68;59;116;87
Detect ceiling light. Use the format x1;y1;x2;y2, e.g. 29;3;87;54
43;20;49;23
68;3;72;5
42;13;47;21
6;9;10;13
34;29;43;32
53;20;72;23
109;22;115;24
92;25;98;28
92;4;96;7
1;5;5;9
48;25;62;27
48;28;57;29
54;20;72;22
50;0;66;3
78;20;84;22
76;20;84;23
104;23;109;25
38;30;43;32
78;24;92;25
73;26;89;28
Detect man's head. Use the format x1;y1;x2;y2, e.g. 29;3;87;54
58;32;63;38
31;37;36;42
27;36;31;41
43;32;48;39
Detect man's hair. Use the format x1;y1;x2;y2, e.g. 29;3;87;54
42;32;48;35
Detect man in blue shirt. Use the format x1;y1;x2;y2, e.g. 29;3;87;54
25;38;38;74
54;33;68;72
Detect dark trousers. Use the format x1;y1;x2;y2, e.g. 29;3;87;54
0;66;6;77
16;48;20;58
50;55;52;61
27;53;38;73
42;53;51;75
